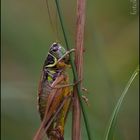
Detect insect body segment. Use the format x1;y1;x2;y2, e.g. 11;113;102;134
38;42;72;140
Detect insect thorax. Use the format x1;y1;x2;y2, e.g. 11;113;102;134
44;68;62;83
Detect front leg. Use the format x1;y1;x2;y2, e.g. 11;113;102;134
57;49;75;63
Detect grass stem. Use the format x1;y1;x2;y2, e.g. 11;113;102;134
104;66;139;140
55;0;92;140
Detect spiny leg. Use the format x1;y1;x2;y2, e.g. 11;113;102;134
45;95;72;140
49;79;82;89
52;88;71;140
46;89;66;140
57;49;75;63
59;47;85;62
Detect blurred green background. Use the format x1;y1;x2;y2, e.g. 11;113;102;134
1;0;139;140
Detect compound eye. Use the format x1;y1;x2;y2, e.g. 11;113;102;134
53;47;58;52
46;54;54;64
52;43;59;52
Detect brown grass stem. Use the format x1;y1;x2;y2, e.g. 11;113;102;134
72;0;86;140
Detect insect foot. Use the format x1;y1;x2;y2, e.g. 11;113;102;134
49;127;64;140
82;87;88;93
82;95;89;106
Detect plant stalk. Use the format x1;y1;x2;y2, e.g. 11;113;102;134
72;0;86;140
55;0;92;140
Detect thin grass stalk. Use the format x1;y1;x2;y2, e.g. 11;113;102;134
72;0;86;140
104;66;139;140
55;0;92;140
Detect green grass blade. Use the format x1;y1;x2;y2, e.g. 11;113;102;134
104;66;139;140
54;1;92;140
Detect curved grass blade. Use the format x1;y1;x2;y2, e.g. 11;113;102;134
104;66;139;140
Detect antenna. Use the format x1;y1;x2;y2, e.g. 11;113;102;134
45;0;60;42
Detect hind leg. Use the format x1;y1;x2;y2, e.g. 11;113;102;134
54;90;71;140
